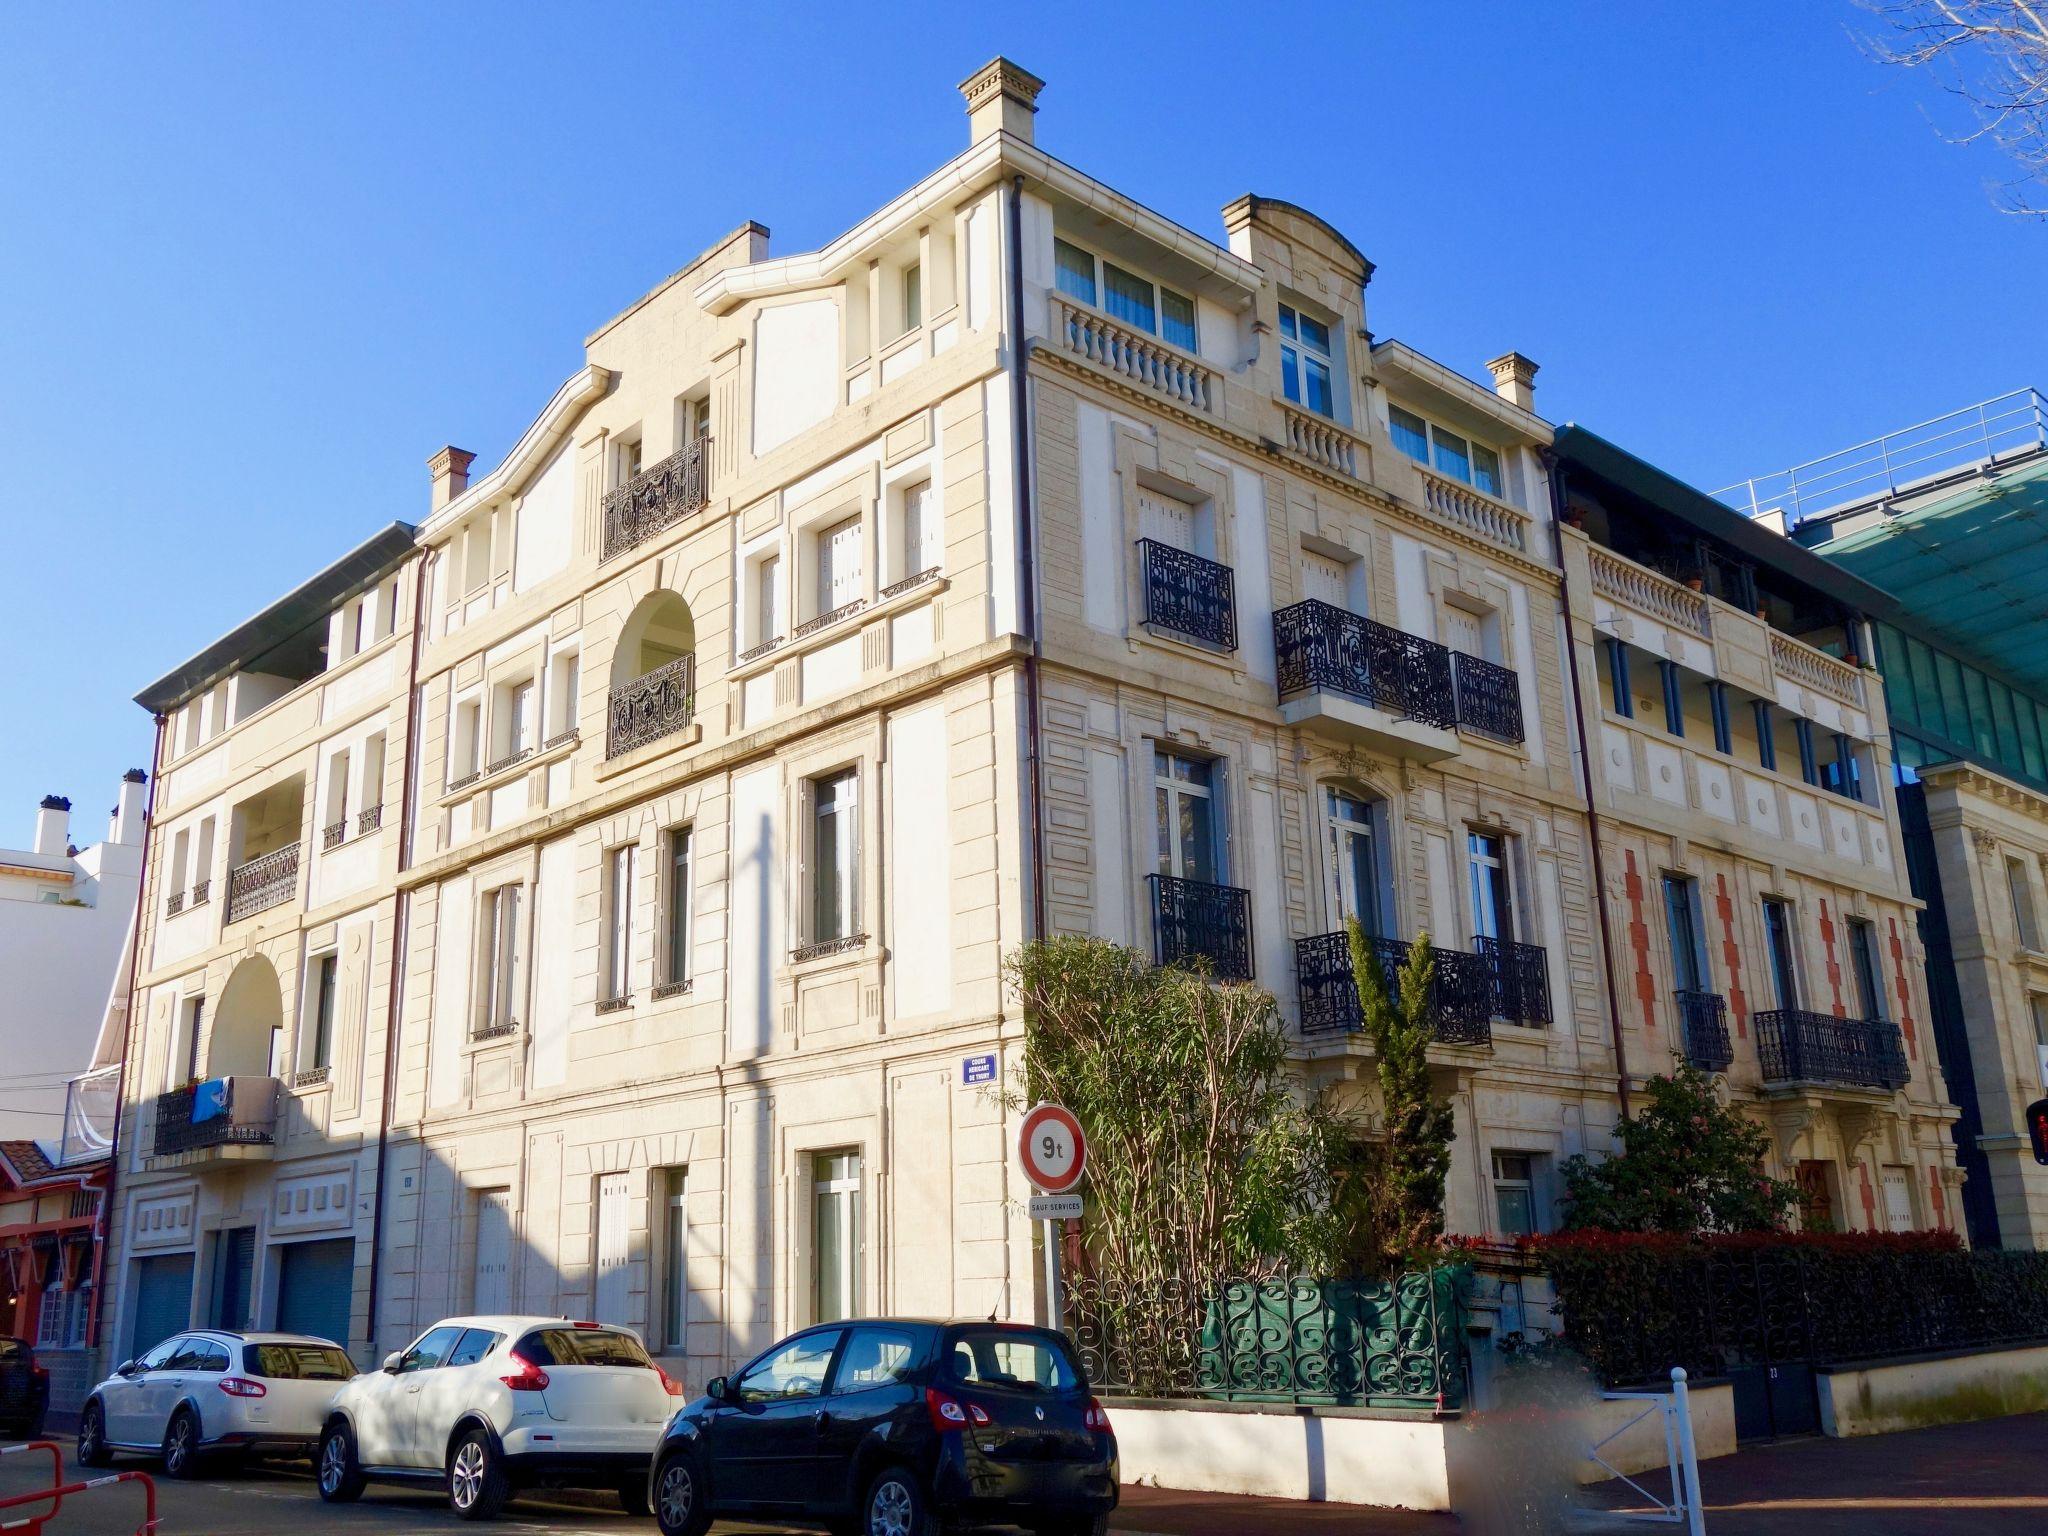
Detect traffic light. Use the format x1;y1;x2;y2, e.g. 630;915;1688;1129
2028;1098;2048;1168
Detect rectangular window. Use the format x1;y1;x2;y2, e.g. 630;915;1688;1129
664;827;692;988
2031;996;2048;1091
1325;788;1384;937
1389;404;1430;462
1159;287;1197;352
452;698;482;782
181;997;204;1085
1387;404;1505;496
1663;875;1706;993
1279;304;1334;417
1468;830;1514;943
506;680;534;758
661;1167;689;1351
1154;750;1222;885
307;954;338;1071
2009;857;2041;951
754;553;785;648
900;479;938;581
1053;238;1097;305
1103;261;1155;334
480;884;522;1031
900;262;922;333
812;1150;862;1325
815;515;863;619
603;845;636;1002
1491;1151;1539;1237
811;769;861;942
680;394;712;443
1761;897;1799;1010
1847;918;1883;1020
548;650;580;742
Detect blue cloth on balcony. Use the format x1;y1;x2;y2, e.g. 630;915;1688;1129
190;1078;230;1125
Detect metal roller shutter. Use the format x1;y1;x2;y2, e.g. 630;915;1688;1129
274;1239;354;1357
128;1253;193;1361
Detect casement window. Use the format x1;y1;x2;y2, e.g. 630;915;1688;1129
663;827;692;990
1154;750;1223;885
479;883;523;1033
1442;599;1503;666
1299;550;1354;611
1136;485;1207;556
809;770;861;943
1388;404;1505;498
1278;304;1334;417
168;830;191;908
451;697;482;783
812;1150;863;1325
898;478;939;583
1761;897;1800;1010
900;262;922;333
305;953;338;1072
1491;1151;1541;1237
814;516;864;622
177;997;204;1087
1053;237;1197;352
360;732;386;823
2030;995;2048;1090
603;844;636;1003
679;393;712;444
547;650;580;743
1662;875;1709;994
752;552;786;649
1848;918;1884;1020
1326;789;1387;937
322;752;350;842
193;817;215;897
615;437;643;486
2008;857;2041;951
1467;830;1515;943
659;1166;689;1350
496;678;535;762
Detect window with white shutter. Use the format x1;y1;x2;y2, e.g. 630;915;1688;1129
816;516;863;619
595;1172;633;1326
901;480;939;581
1137;488;1197;553
1301;551;1350;610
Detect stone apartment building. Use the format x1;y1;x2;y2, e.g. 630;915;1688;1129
99;58;1966;1385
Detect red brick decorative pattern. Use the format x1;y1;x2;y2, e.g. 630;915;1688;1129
1623;851;1656;1033
1888;917;1920;1060
1819;899;1846;1018
1713;873;1749;1038
1857;1160;1876;1231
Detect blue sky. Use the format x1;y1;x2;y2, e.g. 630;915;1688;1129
2;2;2041;830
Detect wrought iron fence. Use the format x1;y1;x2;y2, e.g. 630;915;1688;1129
1272;601;1458;729
1754;1008;1909;1090
1293;932;1493;1046
1147;873;1252;981
1676;990;1733;1072
1544;1237;2048;1390
225;843;300;923
601;438;711;561
1067;1270;1467;1409
1477;936;1552;1026
1138;540;1236;651
1452;651;1525;741
607;654;696;759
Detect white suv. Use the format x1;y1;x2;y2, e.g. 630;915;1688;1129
318;1315;680;1520
78;1331;356;1476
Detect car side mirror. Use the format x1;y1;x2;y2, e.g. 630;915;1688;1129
115;1360;136;1377
706;1375;728;1402
382;1351;404;1375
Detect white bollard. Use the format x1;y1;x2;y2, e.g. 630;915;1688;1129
1671;1366;1707;1535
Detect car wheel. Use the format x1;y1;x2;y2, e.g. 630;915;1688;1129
447;1425;511;1521
161;1407;201;1479
863;1466;940;1536
653;1451;710;1536
76;1401;112;1468
316;1420;366;1504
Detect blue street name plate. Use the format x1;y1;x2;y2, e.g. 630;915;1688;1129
962;1053;998;1086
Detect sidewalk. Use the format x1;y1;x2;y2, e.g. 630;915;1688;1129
1113;1484;1456;1534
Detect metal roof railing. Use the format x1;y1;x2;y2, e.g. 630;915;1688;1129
1715;387;2048;527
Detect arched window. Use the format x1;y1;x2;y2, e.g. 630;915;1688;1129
1324;786;1391;939
608;591;697;758
210;955;284;1079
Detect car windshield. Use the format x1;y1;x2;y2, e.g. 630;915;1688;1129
944;1329;1082;1393
248;1343;356;1380
517;1328;652;1368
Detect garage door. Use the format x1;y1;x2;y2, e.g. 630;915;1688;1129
275;1239;354;1356
128;1253;193;1361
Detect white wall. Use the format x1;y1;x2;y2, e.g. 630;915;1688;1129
751;299;839;457
514;443;576;593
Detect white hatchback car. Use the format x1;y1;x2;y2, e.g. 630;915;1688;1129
318;1315;680;1520
78;1330;356;1477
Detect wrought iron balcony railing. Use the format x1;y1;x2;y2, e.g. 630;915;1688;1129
189;878;210;906
1147;873;1253;981
225;843;300;923
606;654;695;759
1452;652;1525;742
1293;932;1494;1047
601;437;711;561
152;1079;278;1157
1676;989;1734;1073
1755;1009;1910;1091
1479;935;1552;1026
165;891;184;917
357;803;383;835
321;819;347;851
1138;540;1237;651
1272;601;1459;729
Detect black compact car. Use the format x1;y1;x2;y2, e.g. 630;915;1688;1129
648;1318;1116;1536
0;1338;49;1438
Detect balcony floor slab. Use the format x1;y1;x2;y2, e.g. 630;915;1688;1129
1280;692;1460;763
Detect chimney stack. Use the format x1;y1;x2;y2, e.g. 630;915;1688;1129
959;57;1043;146
113;770;148;846
34;795;70;859
428;445;477;512
1485;352;1539;412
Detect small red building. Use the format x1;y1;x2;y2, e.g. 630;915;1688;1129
0;1140;108;1411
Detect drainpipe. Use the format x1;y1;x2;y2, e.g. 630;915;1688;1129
366;552;429;1360
87;713;167;1350
1542;452;1632;1118
1007;173;1049;945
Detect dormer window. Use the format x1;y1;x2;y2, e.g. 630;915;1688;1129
1279;304;1333;417
1053;237;1196;352
1389;405;1504;498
